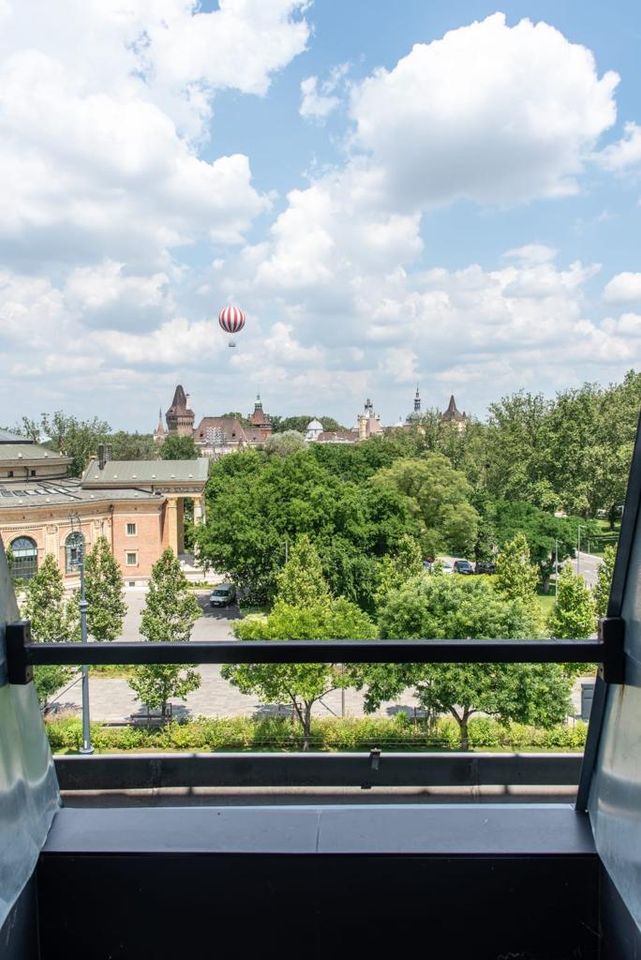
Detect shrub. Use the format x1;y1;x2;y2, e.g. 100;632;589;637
45;715;588;754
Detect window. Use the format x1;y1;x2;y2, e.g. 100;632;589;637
126;552;138;566
126;522;137;536
65;531;85;573
10;536;38;580
30;469;36;477
8;470;13;477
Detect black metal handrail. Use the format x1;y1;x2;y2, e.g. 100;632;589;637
24;637;604;665
54;752;583;791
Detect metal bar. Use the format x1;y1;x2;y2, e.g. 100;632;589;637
26;638;604;666
576;408;641;807
576;673;607;812
6;621;33;685
54;752;582;791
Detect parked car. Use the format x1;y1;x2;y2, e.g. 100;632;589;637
433;559;454;574
210;584;237;607
475;561;496;575
453;559;475;575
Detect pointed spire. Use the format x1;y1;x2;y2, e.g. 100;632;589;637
414;385;421;413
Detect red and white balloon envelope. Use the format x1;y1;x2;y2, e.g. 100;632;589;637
218;305;246;347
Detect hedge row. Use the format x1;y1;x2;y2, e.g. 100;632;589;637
46;713;588;754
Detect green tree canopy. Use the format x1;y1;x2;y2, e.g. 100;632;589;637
263;430;306;456
197;448;423;609
159;434;198;460
275;534;330;607
128;549;201;718
549;565;597;640
84;536;127;642
593;545;616;620
354;574;570;749
226;598;376;749
109;431;158;460
371;453;479;556
21;554;79;707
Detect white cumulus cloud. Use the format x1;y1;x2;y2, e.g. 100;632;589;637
349;13;618;209
603;272;641;304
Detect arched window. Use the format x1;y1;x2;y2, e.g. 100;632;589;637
10;536;38;580
65;532;85;573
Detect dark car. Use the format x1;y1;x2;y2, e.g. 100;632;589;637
210;584;237;607
453;559;475;575
475;561;496;575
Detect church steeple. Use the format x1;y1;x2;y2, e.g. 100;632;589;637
414;386;421;415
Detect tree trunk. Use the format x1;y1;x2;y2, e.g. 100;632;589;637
302;702;313;751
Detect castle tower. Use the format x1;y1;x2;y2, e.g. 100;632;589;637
153;407;167;445
247;394;273;440
166;385;195;437
441;395;467;432
406;385;422;423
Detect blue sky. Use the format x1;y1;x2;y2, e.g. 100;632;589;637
1;1;641;430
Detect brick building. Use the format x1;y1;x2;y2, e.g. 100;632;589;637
0;431;207;584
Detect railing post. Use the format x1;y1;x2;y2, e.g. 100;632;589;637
5;620;33;685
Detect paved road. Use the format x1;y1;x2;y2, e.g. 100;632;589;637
52;587;595;724
571;551;603;589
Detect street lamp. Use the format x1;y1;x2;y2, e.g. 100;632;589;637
69;513;93;755
554;540;559;597
577;524;582;575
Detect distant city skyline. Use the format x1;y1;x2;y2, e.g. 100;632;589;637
1;1;641;429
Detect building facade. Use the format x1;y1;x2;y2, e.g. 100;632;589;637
0;432;208;584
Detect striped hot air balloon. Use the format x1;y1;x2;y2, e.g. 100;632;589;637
218;305;246;347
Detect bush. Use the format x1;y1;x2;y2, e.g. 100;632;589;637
45;714;588;754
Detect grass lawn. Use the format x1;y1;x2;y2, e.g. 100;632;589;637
536;592;556;618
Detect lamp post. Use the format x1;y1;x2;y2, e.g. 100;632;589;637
70;513;93;755
577;524;582;576
554;540;559;597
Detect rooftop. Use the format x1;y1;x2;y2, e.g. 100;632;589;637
0;479;162;507
83;459;209;486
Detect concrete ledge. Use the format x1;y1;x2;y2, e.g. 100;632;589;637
43;803;595;856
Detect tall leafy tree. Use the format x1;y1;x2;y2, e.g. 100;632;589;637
128;549;201;719
109;431;158;460
224;542;376;748
374;534;424;613
495;533;539;601
40;411;111;477
593;545;617;620
549;565;597;640
371;453;479;555
198;448;422;609
355;575;570;750
275;535;330;606
84;536;127;642
160;435;198;460
21;555;79;707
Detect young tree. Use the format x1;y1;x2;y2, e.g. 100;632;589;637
84;536;127;642
160;434;199;460
355;575;571;750
495;533;539;601
128;549;201;719
275;534;330;606
374;535;424;613
21;554;79;708
593;545;617;620
223;539;376;748
549;565;597;640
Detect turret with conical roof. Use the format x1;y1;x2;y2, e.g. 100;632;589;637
441;395;467;431
153;407;167;445
166;385;195;437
